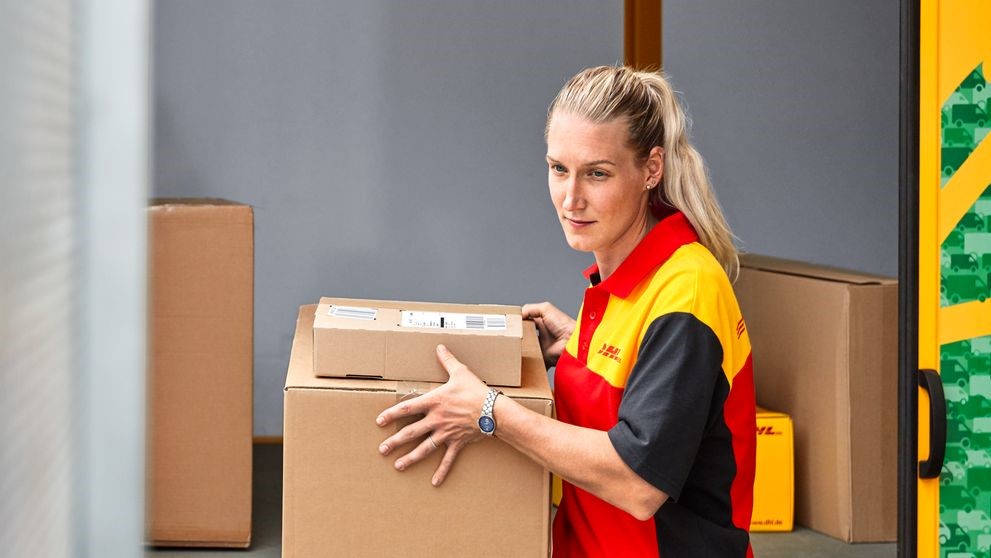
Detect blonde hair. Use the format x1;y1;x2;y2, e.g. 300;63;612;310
546;66;739;280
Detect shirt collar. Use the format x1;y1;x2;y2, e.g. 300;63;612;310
582;210;699;298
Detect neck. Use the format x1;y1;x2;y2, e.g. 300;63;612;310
594;209;658;281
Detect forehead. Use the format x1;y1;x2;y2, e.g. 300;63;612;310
546;111;633;163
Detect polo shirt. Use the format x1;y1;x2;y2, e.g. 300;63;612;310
552;210;756;558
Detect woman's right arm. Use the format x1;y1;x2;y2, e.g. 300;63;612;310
491;390;669;520
522;302;575;368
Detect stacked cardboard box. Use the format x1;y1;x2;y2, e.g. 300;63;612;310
735;254;897;542
284;304;552;557
313;297;523;385
147;199;253;547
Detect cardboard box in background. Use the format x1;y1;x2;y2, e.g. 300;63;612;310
147;199;253;548
735;254;897;543
751;407;794;533
285;305;552;558
313;297;523;386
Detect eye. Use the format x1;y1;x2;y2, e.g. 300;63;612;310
589;169;608;179
550;164;567;174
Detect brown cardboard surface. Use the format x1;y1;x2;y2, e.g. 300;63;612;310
739;253;897;286
284;305;552;558
313;297;523;386
147;200;253;548
735;255;897;543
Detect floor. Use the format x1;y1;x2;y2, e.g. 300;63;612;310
147;445;897;558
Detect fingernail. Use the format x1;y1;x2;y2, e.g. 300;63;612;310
437;344;447;353
431;477;440;487
376;416;385;426
379;444;389;455
395;461;404;471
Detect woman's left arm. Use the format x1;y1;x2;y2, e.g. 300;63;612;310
376;345;667;521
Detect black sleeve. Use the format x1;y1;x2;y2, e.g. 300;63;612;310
607;312;723;501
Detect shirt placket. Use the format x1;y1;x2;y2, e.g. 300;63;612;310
576;286;610;362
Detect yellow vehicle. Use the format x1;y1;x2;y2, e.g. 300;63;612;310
902;1;991;556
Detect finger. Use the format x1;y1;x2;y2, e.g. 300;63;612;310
431;442;463;487
521;302;548;320
435;344;468;378
378;417;434;456
392;435;442;472
376;393;431;427
532;316;546;336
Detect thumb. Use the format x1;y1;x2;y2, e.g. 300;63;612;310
436;344;464;378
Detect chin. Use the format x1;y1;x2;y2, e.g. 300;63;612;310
563;234;596;253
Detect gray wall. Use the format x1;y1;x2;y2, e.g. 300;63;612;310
663;1;900;277
154;1;622;436
155;1;901;436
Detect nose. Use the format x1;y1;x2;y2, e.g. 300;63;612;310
561;177;583;212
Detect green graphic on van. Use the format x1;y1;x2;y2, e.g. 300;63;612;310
940;335;991;556
941;63;990;187
941;183;991;307
939;59;991;558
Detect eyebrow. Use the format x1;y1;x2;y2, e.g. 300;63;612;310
545;156;617;167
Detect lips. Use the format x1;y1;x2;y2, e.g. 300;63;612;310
564;217;595;227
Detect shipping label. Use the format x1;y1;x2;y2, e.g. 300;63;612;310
400;311;507;331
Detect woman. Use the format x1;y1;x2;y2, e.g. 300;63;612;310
376;66;756;557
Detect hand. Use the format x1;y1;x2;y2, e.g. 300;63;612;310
522;302;575;368
375;345;489;486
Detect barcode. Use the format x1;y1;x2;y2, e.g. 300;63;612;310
329;305;378;320
399;310;508;330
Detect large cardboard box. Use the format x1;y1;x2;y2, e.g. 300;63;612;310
313;297;523;386
735;254;897;542
147;199;253;547
751;407;794;533
284;305;552;557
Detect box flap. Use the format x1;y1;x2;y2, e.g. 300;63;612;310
740;254;896;286
149;200;253;225
288;305;551;401
150;198;247;207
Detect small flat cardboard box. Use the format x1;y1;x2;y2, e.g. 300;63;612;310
147;199;253;548
735;254;897;542
313;297;523;386
751;407;794;533
284;305;552;558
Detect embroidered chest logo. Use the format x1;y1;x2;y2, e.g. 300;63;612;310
756;425;782;436
596;343;623;363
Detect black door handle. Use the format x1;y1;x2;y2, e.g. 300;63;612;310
918;368;946;479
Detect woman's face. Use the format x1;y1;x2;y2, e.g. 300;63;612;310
545;110;660;260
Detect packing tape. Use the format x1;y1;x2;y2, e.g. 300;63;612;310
393;381;432;434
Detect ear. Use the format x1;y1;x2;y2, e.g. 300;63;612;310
645;146;664;188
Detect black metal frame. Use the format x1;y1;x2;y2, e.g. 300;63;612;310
897;0;920;555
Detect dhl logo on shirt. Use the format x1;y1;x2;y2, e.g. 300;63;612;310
756;425;783;436
596;343;623;363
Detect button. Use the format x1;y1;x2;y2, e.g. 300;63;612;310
589;311;597;320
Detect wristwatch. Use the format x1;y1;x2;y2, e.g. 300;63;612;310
478;388;502;436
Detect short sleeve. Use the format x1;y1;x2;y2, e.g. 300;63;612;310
607;312;723;501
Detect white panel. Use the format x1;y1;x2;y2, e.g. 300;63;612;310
0;1;75;557
76;0;149;556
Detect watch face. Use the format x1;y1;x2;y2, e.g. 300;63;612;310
478;415;495;433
